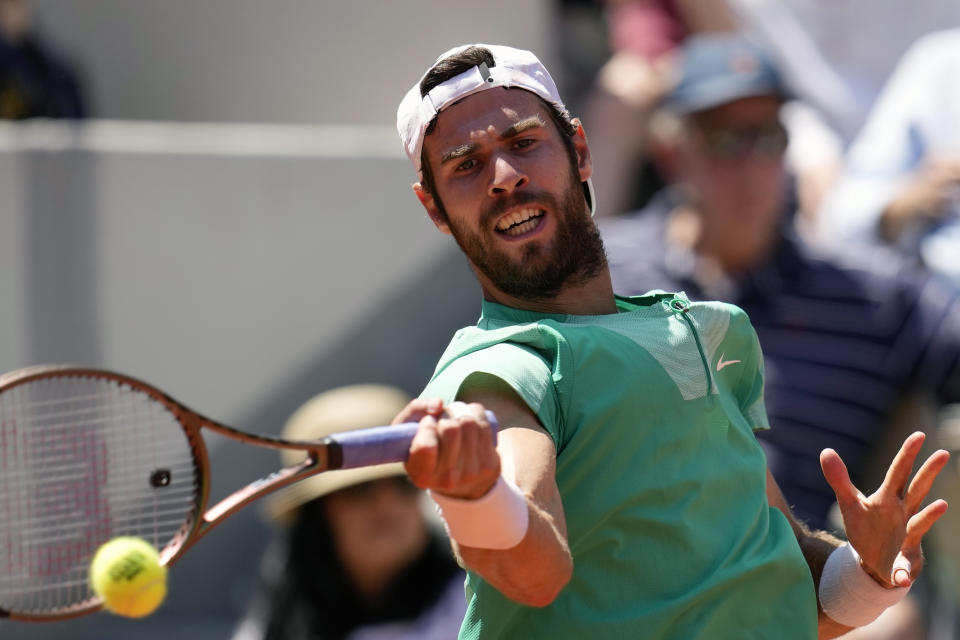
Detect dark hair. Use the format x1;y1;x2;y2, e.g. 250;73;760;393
258;497;460;640
417;46;578;196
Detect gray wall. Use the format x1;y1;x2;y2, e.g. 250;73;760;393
0;0;554;640
0;122;479;640
0;2;553;637
28;0;556;124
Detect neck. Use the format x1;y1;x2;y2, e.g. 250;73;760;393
480;270;618;315
346;564;395;604
342;534;429;604
668;205;776;275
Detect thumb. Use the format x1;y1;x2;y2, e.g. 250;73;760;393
820;448;859;509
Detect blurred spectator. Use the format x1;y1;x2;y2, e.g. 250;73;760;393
728;0;960;226
600;34;960;639
575;0;960;222
232;385;465;640
0;0;86;119
819;29;960;289
578;0;735;217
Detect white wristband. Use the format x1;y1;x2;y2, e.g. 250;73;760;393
819;543;910;627
429;477;529;550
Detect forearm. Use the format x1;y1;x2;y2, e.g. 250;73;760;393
790;520;854;639
435;378;573;606
455;491;572;607
765;469;853;636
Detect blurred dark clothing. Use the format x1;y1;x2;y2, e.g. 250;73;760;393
0;30;86;119
601;190;960;530
233;498;464;640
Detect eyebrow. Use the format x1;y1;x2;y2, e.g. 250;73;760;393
439;115;547;165
501;115;546;139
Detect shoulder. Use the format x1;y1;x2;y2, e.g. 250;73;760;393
424;333;555;408
688;299;753;328
686;300;763;359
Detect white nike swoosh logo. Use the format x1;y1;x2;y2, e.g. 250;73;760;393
716;353;742;372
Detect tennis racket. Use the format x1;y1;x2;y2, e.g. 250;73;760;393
0;365;498;622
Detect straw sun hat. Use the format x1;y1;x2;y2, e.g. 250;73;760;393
264;384;413;523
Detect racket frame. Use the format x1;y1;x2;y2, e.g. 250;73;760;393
0;365;357;622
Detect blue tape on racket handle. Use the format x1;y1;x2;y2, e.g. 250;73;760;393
335;410;498;469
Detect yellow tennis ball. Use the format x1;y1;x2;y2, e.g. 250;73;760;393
89;537;167;618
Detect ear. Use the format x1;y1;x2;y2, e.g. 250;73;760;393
413;183;451;235
570;118;593;183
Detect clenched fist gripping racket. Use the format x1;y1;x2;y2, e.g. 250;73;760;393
0;365;496;621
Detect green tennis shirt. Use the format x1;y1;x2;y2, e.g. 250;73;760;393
421;292;817;639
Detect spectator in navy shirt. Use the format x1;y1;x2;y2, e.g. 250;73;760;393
601;34;960;640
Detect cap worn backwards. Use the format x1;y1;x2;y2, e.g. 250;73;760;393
397;44;567;179
396;43;596;215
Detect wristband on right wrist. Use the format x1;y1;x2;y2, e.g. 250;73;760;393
429;476;529;550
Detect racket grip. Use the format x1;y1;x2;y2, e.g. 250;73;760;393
333;409;499;469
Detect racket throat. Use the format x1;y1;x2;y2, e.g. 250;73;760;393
323;437;344;469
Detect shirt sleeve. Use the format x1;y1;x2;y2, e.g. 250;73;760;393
420;342;562;445
727;307;771;432
740;330;771;432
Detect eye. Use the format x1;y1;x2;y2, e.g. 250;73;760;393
514;138;536;150
455;158;478;172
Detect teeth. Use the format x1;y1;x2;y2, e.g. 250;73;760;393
496;208;542;233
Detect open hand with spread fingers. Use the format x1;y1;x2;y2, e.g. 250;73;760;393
820;431;950;588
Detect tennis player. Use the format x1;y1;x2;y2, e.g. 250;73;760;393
392;44;950;639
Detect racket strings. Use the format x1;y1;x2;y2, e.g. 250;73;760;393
0;375;200;616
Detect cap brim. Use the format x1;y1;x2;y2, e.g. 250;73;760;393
668;78;784;115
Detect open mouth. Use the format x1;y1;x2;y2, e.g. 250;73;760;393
495;207;546;237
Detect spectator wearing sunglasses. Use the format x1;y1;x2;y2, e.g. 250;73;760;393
600;34;960;639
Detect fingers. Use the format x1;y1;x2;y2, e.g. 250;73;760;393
820;448;861;509
435;404;467;486
904;449;951;514
440;402;498;494
404;400;500;499
904;499;949;549
889;498;950;587
405;413;440;487
392;396;444;425
881;431;926;498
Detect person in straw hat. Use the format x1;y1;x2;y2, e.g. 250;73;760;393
232;384;466;640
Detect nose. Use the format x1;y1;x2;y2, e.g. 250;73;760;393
488;153;528;198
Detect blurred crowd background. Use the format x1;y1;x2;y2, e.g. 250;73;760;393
2;0;960;638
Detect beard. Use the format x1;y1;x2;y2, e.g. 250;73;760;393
441;168;607;302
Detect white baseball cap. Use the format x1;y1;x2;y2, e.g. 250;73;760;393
396;43;596;215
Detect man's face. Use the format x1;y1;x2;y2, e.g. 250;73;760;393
676;96;787;238
416;88;605;302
